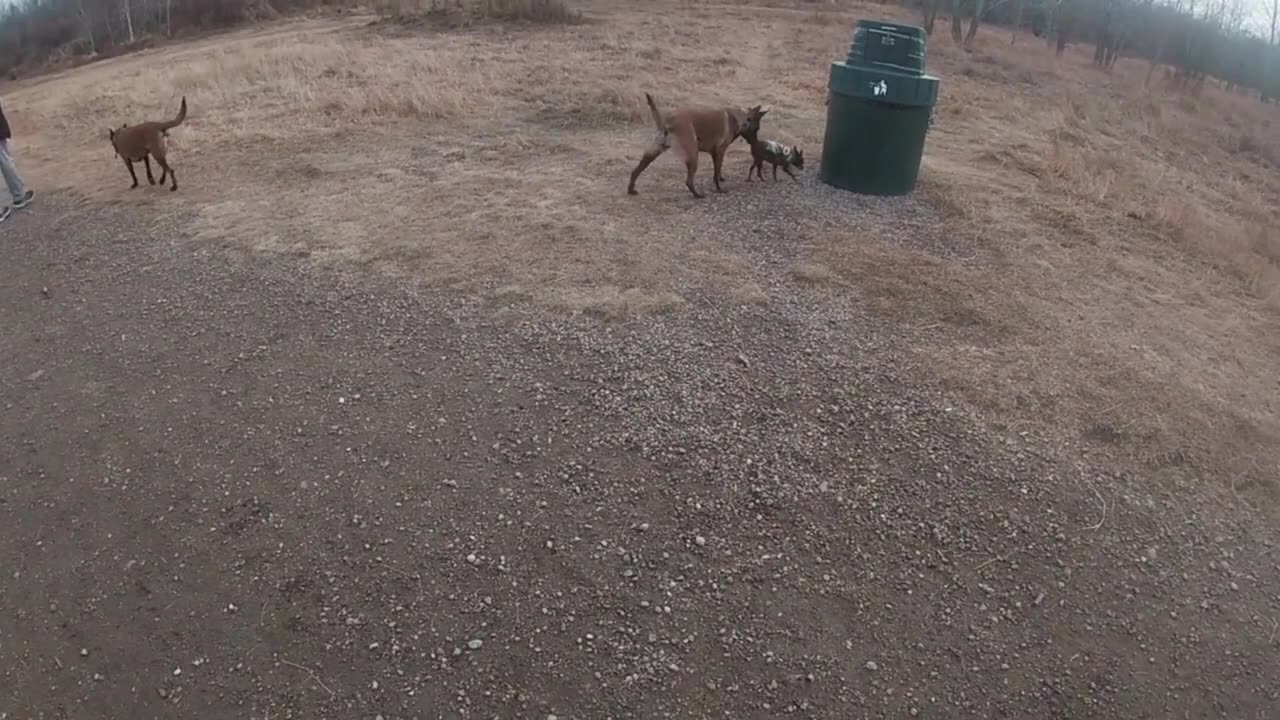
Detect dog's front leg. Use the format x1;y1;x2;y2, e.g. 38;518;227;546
124;159;140;189
711;148;726;193
772;164;780;182
783;166;799;182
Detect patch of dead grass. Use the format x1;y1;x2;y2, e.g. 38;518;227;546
790;261;835;284
553;286;686;319
374;0;581;25
728;282;770;305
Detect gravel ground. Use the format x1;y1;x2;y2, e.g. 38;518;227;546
2;195;1278;719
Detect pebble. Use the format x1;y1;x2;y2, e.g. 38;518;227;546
80;648;89;657
468;639;484;650
466;553;479;565
865;660;878;671
695;535;707;547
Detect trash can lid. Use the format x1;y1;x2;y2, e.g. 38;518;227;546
828;62;939;108
846;20;929;76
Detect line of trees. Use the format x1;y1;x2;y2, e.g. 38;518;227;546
0;0;326;76
913;0;1280;101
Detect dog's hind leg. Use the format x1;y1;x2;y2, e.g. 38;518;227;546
772;164;779;182
154;153;177;192
124;159;140;189
143;156;156;185
627;135;668;196
163;162;177;192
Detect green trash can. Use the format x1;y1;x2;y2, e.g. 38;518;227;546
820;20;940;196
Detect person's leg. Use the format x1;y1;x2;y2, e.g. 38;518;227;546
0;139;27;205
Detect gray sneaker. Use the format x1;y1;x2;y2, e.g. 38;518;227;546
0;206;10;222
12;190;33;209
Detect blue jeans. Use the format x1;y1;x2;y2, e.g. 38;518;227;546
0;139;27;204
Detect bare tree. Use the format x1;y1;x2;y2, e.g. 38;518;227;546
964;0;986;47
76;0;95;54
951;0;964;43
921;0;941;35
122;0;135;43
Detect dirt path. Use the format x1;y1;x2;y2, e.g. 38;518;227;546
1;197;1277;718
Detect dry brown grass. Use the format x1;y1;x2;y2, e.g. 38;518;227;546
830;14;1280;507
4;0;1279;506
375;0;581;25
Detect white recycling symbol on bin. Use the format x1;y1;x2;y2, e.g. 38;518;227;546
871;80;888;97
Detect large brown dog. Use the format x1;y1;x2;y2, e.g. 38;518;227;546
627;93;766;199
109;97;186;192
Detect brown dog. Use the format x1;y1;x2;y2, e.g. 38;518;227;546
109;97;186;192
627;93;766;199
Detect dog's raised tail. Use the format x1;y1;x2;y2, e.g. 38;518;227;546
644;92;664;132
160;96;187;131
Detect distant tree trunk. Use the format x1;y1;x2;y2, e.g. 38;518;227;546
1106;35;1123;68
1093;24;1112;66
1145;35;1166;87
123;0;135;43
951;0;964;44
1045;0;1058;48
1011;0;1023;45
922;0;940;35
165;0;172;37
1270;0;1278;45
77;0;96;54
964;0;985;47
1055;3;1071;57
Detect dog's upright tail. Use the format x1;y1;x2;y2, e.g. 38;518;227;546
644;92;665;133
160;96;187;131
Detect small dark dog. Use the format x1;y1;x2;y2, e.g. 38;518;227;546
742;126;804;182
